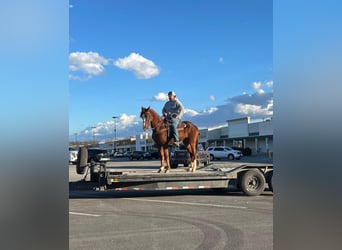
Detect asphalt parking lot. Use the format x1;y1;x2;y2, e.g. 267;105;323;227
69;154;273;250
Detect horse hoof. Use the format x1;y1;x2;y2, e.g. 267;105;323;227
187;168;192;172
158;168;164;173
165;169;170;173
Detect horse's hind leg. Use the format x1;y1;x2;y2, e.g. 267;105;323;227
191;160;197;172
164;147;171;173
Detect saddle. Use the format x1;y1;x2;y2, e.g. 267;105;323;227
163;118;189;131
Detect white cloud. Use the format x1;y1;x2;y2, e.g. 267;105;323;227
250;81;262;90
119;113;140;127
153;92;168;101
234;103;272;116
250;80;273;94
209;95;216;101
266;81;273;88
114;52;160;79
69;51;109;80
202;107;218;114
184;109;199;117
257;88;265;95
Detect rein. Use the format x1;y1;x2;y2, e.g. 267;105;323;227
149;116;167;134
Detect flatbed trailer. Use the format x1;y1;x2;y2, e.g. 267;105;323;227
76;148;273;196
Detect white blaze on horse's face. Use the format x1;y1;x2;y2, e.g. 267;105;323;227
141;113;148;131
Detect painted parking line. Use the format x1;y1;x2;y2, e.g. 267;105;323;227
69;212;101;217
124;198;248;209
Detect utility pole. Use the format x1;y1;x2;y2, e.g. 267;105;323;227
74;132;78;146
112;116;118;152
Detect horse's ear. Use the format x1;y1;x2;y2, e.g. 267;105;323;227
147;106;150;110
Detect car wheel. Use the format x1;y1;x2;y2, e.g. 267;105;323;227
228;154;234;160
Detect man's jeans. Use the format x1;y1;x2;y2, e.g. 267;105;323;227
170;117;179;141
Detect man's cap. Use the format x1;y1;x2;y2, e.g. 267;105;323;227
168;91;176;96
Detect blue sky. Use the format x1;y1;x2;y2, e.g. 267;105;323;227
69;0;273;142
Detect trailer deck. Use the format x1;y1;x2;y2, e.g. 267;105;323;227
88;163;274;195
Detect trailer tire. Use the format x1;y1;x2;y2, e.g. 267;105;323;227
90;172;99;182
240;170;265;196
76;147;88;174
267;171;273;192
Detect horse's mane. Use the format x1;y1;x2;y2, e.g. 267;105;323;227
148;108;161;117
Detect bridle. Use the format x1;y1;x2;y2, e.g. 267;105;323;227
141;110;167;134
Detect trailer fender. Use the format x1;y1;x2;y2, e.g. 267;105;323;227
76;147;88;174
240;169;266;196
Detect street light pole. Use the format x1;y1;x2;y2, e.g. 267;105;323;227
74;133;78;145
112;116;118;152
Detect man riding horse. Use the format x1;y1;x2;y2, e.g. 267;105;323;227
162;91;184;147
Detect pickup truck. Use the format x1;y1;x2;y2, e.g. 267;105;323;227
170;143;210;169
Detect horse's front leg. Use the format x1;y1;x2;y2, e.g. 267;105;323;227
158;147;165;173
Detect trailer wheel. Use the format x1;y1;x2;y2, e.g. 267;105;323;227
90;166;98;182
240;170;266;196
76;147;88;174
267;171;273;192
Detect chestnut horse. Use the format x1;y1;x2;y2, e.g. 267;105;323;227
140;106;199;173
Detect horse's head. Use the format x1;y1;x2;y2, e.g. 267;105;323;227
140;106;151;131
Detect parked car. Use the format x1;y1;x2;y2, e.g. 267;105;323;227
170;143;210;168
113;151;124;158
148;150;160;159
123;151;132;158
130;151;152;160
69;147;78;164
87;148;111;163
206;146;243;161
